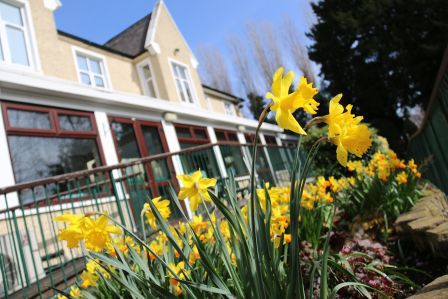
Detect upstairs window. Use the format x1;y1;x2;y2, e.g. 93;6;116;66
224;102;236;116
171;61;195;104
0;1;31;66
75;51;108;88
137;60;158;98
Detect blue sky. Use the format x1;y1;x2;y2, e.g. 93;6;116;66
55;0;316;101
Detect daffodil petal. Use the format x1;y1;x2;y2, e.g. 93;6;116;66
276;108;306;135
336;144;348;167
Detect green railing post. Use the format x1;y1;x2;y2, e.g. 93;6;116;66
11;210;30;290
109;170;126;225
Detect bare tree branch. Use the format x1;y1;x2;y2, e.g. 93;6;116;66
227;35;258;95
246;22;284;87
282;16;316;84
196;44;233;93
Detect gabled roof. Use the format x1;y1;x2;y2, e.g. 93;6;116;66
104;13;152;58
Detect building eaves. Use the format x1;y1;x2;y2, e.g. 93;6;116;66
202;84;244;103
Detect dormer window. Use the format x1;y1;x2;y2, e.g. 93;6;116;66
74;49;109;88
0;1;31;66
137;59;158;98
171;61;195;104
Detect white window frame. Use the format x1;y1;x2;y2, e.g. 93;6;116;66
72;46;112;90
0;0;39;71
136;58;159;98
224;101;236;116
169;58;197;105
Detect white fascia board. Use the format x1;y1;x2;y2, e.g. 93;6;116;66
144;0;162;54
0;68;282;133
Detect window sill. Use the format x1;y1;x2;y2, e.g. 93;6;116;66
0;62;40;76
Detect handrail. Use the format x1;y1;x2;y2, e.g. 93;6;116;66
0;142;294;194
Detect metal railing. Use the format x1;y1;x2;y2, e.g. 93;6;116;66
0;142;296;298
408;46;448;193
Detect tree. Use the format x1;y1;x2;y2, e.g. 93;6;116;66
227;35;266;118
196;45;233;93
246;23;285;88
227;35;259;95
307;0;448;153
282;16;316;84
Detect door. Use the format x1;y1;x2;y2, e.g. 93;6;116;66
109;117;178;225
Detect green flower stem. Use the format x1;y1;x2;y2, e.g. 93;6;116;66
249;102;273;299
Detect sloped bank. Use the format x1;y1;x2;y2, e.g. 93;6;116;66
394;186;448;298
395;186;448;258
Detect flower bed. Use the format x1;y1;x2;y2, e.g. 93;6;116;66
53;68;431;299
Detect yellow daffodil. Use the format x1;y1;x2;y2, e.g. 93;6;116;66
143;197;171;230
69;286;82;298
82;215;122;252
55;213;121;252
189;245;201;264
267;67;319;135
167;261;188;295
177;170;217;212
55;212;86;249
396;172;408;184
323;94;372;166
56;285;82;298
86;259;110;279
80;270;98;289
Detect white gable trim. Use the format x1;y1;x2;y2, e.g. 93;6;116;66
145;0;162;55
145;0;199;68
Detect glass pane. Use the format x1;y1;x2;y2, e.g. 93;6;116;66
178;65;187;80
94;76;105;87
7;108;51;129
179;148;220;179
6;26;28;66
150;160;170;181
215;131;226;141
146;80;156;97
89;58;102;74
142;126;164;155
80;72;91;85
8;136;101;203
141;125;171;181
194;128;208;140
76;54;88;71
111;122;140;160
176;79;186;102
175;126;192;138
0;37;4;61
172;63;180;77
265;135;277;145
228;132;239;142
179;142;197;149
221;145;247;176
0;2;22;26
142;64;152;79
183;81;194;103
59;115;93;131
